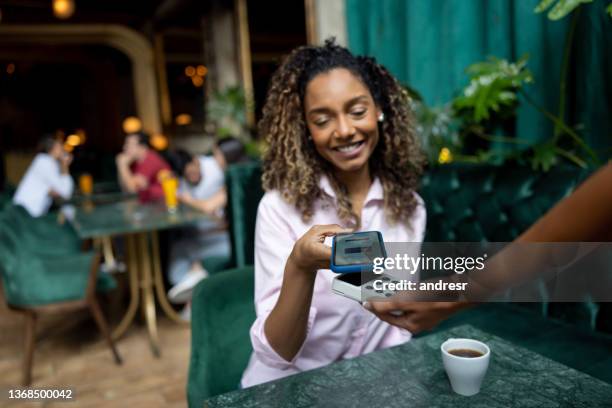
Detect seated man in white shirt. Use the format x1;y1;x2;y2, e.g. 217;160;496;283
163;149;228;318
13;136;74;217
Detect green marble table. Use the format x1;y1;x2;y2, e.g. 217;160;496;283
69;199;215;354
206;325;612;407
70;199;212;239
67;191;136;206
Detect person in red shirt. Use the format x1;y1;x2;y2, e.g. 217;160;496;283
116;132;170;202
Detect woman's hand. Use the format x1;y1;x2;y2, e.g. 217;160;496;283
288;224;352;274
364;301;471;334
264;224;352;362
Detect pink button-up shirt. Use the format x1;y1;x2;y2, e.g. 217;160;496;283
240;175;427;388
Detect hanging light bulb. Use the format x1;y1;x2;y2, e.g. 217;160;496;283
53;0;75;19
196;65;207;76
185;66;196;77
191;76;204;87
122;116;142;134
76;128;87;144
150;133;169;151
175;114;192;126
66;134;81;147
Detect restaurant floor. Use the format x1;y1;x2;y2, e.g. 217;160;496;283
0;287;190;408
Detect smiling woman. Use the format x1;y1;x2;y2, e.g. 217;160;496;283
240;39;427;388
260;38;425;229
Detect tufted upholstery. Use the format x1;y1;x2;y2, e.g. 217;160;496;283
420;164;589;242
199;162;263;275
187;163;610;405
225;162;263;268
188;266;255;407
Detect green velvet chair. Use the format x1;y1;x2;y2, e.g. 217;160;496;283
1;205;81;255
187;163;611;406
0;216;122;385
188;162;261;407
0;205;116;292
200;162;263;275
0;184;15;212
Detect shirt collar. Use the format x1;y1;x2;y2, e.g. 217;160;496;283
318;174;384;204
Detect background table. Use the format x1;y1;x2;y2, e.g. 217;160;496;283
206;325;612;407
70;199;214;356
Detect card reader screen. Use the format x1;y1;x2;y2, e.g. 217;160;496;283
334;232;384;267
337;270;379;286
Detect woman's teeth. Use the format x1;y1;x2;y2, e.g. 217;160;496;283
335;141;364;152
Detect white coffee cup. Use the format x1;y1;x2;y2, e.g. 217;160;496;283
441;338;490;396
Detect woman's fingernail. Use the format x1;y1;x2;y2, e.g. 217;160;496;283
363;302;372;311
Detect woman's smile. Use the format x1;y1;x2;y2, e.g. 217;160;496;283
330;139;367;160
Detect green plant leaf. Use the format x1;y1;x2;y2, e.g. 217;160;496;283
531;142;559;171
205;85;249;139
554;147;588;168
534;0;556;13
548;0;593;20
607;2;612;17
453;56;532;125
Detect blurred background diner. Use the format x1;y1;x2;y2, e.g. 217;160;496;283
0;1;610;407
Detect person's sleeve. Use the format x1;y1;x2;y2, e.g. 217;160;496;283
36;157;74;199
413;192;427;243
248;193;318;369
410;192;427;282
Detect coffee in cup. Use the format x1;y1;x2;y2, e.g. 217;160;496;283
441;338;490;396
448;348;484;358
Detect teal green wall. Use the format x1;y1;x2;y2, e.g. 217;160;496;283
346;0;611;155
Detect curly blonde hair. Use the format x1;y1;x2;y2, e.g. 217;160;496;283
260;40;425;228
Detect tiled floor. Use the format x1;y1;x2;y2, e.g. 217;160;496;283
0;283;191;407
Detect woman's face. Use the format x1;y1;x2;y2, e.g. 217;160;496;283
304;68;381;175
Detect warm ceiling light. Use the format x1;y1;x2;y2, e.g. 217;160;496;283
6;63;15;75
53;0;75;20
196;65;207;76
76;128;86;144
150;133;169;151
175;113;192;126
185;66;196;77
192;76;204;87
122;116;142;134
66;134;80;146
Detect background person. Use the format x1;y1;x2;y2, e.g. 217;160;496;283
116;131;170;202
164;137;248;319
175;137;248;216
240;40;426;388
13;135;74;217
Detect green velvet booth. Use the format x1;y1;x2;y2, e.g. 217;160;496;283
188;163;261;407
200;162;263;275
187;163;611;407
